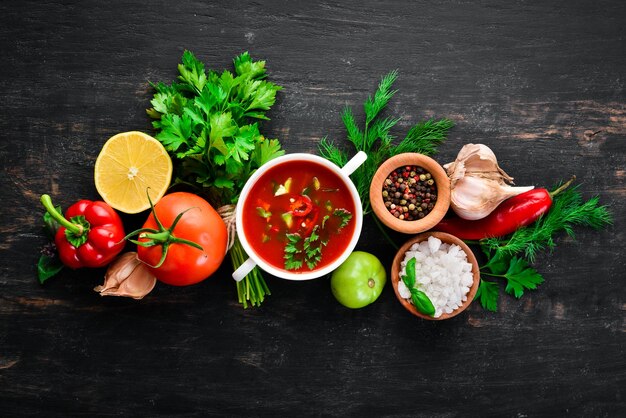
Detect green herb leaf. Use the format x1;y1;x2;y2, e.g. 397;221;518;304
402;257;416;288
318;136;348;168
475;279;499;312
401;257;435;316
410;288;435;316
37;254;63;284
391;118;455;156
481;246;510;275
503;257;544;298
178;50;207;93
284;233;304;270
341;107;362;147
156;114;194;154
332;208;352;230
364;70;398;124
149;50;284;207
234;51;267;79
251;138;285;167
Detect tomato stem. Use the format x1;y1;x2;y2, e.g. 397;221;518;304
40;194;83;236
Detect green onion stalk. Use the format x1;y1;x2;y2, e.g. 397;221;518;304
229;237;270;308
217;204;270;308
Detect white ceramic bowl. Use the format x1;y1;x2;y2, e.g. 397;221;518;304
233;152;367;281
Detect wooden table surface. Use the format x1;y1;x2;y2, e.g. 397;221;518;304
1;1;624;416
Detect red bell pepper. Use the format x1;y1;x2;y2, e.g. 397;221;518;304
434;177;576;240
40;194;125;269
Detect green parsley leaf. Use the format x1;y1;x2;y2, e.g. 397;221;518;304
178;50;207;92
503;257;544;298
475;279;499;312
284;233;304;270
251;138;285;167
234;52;267;79
156;114;194;154
332;208;352;230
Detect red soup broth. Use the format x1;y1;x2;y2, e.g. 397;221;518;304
242;160;356;273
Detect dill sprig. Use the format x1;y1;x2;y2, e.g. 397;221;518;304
482;183;613;263
319;71;454;216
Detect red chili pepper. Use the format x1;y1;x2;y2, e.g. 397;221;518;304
41;194;125;269
289;194;313;217
435;177;576;240
300;207;320;236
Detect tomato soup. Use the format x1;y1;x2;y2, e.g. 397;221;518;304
241;160;356;273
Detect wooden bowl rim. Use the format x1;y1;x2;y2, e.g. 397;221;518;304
369;153;451;234
391;231;480;320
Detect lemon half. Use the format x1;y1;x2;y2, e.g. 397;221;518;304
94;131;173;214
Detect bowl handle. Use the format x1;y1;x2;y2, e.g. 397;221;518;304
232;257;257;282
340;151;368;176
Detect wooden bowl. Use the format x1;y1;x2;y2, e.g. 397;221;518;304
369;153;450;234
391;231;480;320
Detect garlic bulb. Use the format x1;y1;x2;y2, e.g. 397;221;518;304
444;143;515;187
94;252;156;299
444;144;533;220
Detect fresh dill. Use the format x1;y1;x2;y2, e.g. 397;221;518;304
318;71;454;216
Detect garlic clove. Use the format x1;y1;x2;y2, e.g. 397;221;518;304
94;252;156;300
450;176;534;220
444;143;515;187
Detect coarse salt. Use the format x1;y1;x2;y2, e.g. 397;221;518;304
398;236;474;318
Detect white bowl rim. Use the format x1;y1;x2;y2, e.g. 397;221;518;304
235;153;363;281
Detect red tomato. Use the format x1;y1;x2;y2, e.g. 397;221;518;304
137;192;228;286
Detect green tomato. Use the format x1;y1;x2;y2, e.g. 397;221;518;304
331;251;387;309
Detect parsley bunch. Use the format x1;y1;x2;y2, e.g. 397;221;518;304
147;51;284;308
475;182;613;311
147;50;283;204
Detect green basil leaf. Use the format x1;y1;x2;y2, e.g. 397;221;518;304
402;257;416;288
411;288;435;316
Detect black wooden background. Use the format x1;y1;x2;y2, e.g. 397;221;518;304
1;1;624;416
